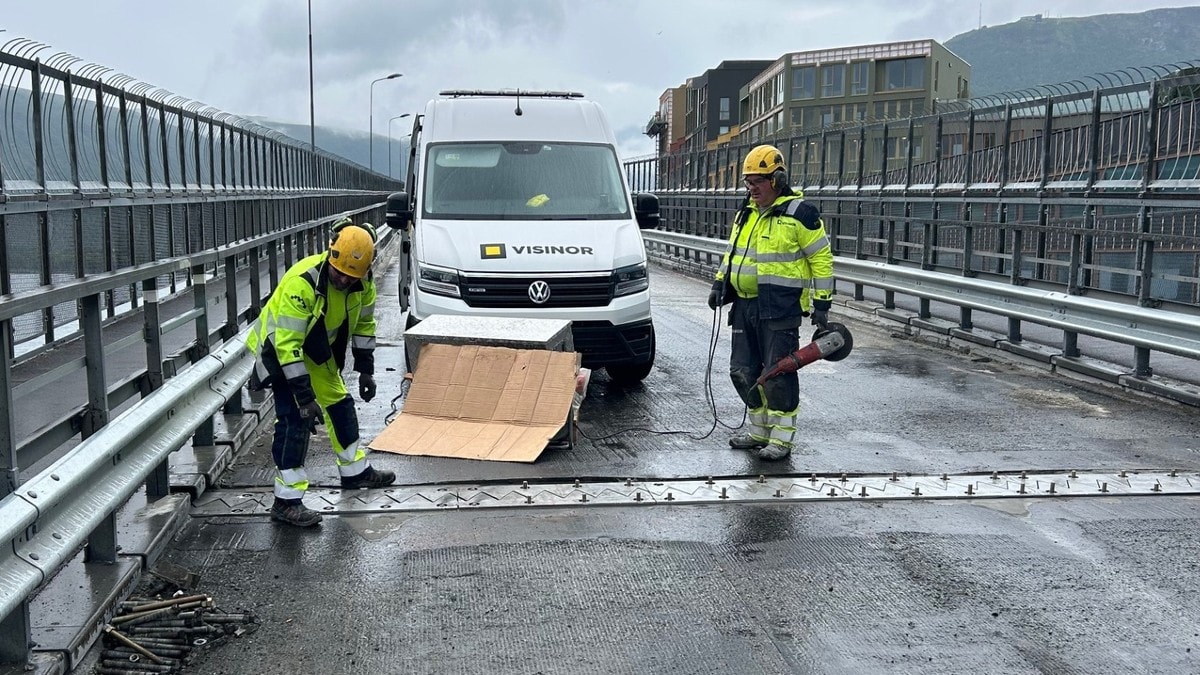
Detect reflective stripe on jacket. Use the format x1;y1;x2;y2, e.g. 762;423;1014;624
246;253;378;397
716;194;834;321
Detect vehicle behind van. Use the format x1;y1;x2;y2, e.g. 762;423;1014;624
385;90;660;383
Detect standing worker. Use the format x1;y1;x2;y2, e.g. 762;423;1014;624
247;219;396;527
708;145;835;460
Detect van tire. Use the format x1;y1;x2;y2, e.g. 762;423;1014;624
604;329;656;384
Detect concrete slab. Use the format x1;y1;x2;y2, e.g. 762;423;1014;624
404;314;574;371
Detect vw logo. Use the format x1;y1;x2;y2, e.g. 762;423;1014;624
528;280;551;304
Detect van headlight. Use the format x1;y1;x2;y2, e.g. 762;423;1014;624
612;263;649;297
417;265;461;298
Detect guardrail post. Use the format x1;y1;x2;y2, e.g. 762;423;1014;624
191;265;215;446
1135;348;1154;379
79;293;120;560
1081;205;1096;290
141;280;165;393
139;279;170;497
0;603;32;668
223;255;239;342
37;210;55;344
0;320;16;499
82;294;111;437
1063;331;1080;358
960;202;974;330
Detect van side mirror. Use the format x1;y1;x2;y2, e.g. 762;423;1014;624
633;192;660;230
385;191;411;230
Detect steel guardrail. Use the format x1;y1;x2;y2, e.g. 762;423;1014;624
0;335;251;623
642;229;1200;361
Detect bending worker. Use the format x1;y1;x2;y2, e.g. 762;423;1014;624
708;144;835;460
247;218;395;527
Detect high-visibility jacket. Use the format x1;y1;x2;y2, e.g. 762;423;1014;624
716;194;834;322
246;253;377;404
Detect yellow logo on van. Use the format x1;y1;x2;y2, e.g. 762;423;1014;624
480;243;506;259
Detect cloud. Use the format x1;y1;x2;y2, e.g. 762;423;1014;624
3;0;1191;159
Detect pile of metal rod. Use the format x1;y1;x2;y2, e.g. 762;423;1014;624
95;591;256;674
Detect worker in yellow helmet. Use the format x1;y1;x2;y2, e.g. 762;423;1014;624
709;144;835;461
246;219;394;526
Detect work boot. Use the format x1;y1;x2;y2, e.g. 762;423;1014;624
270;499;323;527
340;466;396;490
755;444;792;461
729;433;768;450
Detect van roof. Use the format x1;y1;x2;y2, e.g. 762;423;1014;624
421;92;617;144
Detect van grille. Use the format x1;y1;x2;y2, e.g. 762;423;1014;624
460;274;613;308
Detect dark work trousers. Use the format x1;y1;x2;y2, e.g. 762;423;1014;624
728;296;801;412
269;377;311;472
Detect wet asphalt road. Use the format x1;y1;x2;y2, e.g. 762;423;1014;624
159;258;1200;674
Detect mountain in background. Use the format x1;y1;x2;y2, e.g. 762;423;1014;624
945;6;1200;96
249;118;411;179
257;7;1200;164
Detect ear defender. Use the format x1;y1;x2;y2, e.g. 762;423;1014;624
771;169;788;191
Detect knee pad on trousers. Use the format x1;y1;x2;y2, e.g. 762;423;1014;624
730;368;764;408
325;396;359;448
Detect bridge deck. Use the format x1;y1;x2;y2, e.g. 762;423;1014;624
73;261;1200;674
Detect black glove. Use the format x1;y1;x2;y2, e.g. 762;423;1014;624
793;201;821;230
298;399;323;434
359;373;377;402
707;281;725;311
811;309;829;329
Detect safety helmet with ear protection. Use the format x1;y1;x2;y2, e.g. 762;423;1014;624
743;144;788;190
330;216;377;245
328;224;375;279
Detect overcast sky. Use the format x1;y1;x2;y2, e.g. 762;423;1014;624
2;1;1194;159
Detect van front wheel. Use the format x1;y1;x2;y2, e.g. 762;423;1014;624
605;330;656;384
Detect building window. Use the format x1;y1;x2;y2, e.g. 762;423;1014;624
792;67;815;100
791;108;805;128
719;126;730;135
719;97;730;122
821;64;845;98
820;106;843;127
850;62;869;96
882;57;925;91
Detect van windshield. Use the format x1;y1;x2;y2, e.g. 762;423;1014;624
422;142;630;220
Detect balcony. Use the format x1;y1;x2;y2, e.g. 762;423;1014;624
645;113;668;137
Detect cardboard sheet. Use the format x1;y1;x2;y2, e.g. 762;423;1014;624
368;343;579;462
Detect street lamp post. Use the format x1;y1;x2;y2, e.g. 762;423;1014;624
307;0;315;149
388;113;411;178
369;73;402;172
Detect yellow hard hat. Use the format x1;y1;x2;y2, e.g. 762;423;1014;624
328;224;375;278
743;144;785;176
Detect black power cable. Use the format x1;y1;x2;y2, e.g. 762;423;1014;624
575;297;747;443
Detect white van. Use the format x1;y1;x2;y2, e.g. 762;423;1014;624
385;90;660;383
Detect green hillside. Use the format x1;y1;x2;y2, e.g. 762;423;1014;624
946;7;1200;96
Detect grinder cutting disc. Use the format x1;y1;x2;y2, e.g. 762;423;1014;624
812;322;853;362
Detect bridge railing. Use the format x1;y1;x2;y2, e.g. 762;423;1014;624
626;63;1200;194
627;67;1200;387
0;39;404;668
0;40;400;499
